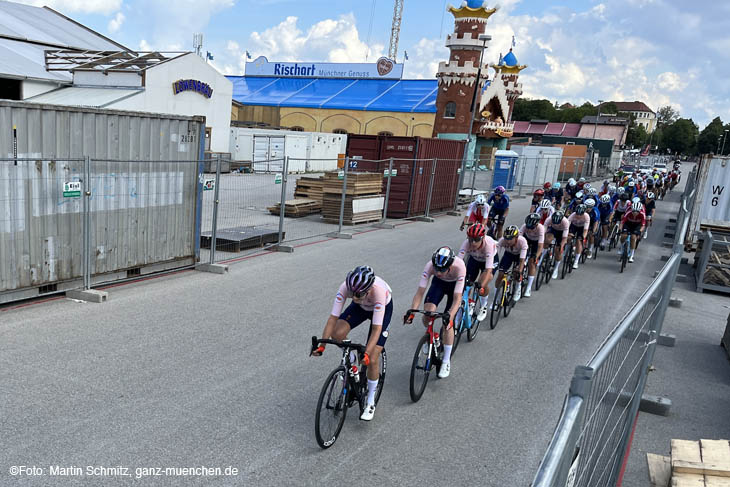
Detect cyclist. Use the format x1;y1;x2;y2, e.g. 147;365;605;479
654;174;663;199
547;182;563;206
564;178;579;206
494;225;527;303
487;186;510;238
566;190;585;215
625;179;637;197
313;266;393;421
597;194;614;249
406;247;466;379
618;201;646;263
537;199;554;225
599;180;611;197
460;194;489;231
530;188;546;213
545;210;569;280
458;223;496;321
568;204;590;269
577;177;587;191
519;213;545;298
613;191;631;226
644;192;656;239
585;199;600;257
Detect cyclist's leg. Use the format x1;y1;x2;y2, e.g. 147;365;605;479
423;279;445;326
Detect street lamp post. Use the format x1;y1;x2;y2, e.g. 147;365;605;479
717;136;723;154
592;99;604;139
456;34;491;197
722;129;729;155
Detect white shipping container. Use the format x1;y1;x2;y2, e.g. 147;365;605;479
230;127;346;173
689;156;730;239
510;145;563;186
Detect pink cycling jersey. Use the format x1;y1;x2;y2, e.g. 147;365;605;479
331;276;392;326
568;213;590;238
497;236;528;259
458;236;497;263
545;216;570;236
419;257;467;295
520;223;545;244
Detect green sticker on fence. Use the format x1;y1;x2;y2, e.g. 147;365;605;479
338;170;344;180
383;169;398;178
203;179;215;191
274;173;282;184
63;181;81;197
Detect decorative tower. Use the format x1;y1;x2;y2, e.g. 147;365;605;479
432;1;497;137
478;48;527;138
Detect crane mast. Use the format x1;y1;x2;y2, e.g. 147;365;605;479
388;0;404;61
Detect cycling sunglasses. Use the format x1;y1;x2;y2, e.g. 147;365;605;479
468;236;482;243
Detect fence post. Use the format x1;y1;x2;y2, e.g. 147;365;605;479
531;156;539;192
328;156;353;239
209;157;222;264
375;158;396;229
416;158;437;222
517;157;527;197
470;159;478;199
271;157;294;252
84;155;91;290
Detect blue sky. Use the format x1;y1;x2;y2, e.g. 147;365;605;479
15;0;729;127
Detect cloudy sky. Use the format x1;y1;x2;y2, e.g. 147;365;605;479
16;0;727;127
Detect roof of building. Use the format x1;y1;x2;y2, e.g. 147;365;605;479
25;86;143;108
0;0;127;82
611;101;654;113
227;76;439;113
581;115;630;125
513;120;581;137
503;50;518;67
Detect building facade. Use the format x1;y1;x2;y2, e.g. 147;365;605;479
613;101;656;133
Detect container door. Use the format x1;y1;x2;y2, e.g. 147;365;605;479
253;136;270;172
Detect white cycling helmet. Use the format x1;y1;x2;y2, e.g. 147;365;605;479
632;201;643;212
647;192;655;199
600;194;611;204
539;199;552;210
585;198;596;208
589;187;598;195
568;178;576;187
628;180;636;187
617;187;626;194
576;191;584;199
632;196;641;204
475;194;486;206
608;184;617;193
579;177;586;183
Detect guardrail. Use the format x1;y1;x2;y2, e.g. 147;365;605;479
531;167;698;487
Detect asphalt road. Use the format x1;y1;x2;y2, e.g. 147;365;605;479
0;175;687;486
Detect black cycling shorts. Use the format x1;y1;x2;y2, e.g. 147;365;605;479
339;300;393;347
425;277;458;314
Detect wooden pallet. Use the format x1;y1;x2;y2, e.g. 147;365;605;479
294;176;324;203
322;171;383;196
268;198;321;217
647;439;730;487
321;193;383;225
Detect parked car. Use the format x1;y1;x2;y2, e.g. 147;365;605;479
654;162;668;174
638;163;653;175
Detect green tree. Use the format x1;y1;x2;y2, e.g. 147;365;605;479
662;118;699;155
511;98;557;121
696;117;724;155
656;106;679;128
625;115;648;149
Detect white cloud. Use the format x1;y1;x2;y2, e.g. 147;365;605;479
139;39;151;51
13;0;122;15
108;12;125;33
247;14;384;64
657;72;687;92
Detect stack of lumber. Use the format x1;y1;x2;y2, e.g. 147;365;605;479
267;198;320;218
646;439;730;487
294;177;324;206
702;233;730;288
322;172;383;225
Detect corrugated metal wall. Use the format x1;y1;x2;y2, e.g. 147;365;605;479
0;101;204;296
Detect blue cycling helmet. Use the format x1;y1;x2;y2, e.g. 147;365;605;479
553;182;561;190
432;247;455;272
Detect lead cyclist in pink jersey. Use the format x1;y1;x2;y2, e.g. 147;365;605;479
544;210;570;280
405;247;466;379
313;265;393;421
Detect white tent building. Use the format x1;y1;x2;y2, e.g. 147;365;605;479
0;0;232;152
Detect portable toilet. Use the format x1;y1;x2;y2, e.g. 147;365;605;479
493;150;519;190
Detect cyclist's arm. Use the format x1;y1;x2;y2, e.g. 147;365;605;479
320;314;340;344
411;286;426;311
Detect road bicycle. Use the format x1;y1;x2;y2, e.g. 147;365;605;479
561;235;576;279
451;279;482;357
490;265;520;329
619;235;630;273
405;309;451;403
608;220;621;251
537;241;557;288
486;212;506;239
310;337;386;449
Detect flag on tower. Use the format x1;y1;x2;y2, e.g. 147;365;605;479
404;50;409;61
206;51;214;61
498;53;503;65
245;51;252;60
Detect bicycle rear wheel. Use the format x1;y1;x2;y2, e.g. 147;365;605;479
490;283;504;329
314;366;348;449
535;257;544;291
409;334;431;403
503;280;514;318
451;304;465;358
467;285;481;341
620;243;628;273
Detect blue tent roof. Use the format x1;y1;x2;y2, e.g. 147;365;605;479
227;76;438;113
503;50;518;67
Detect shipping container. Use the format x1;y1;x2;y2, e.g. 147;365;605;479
345;134;465;218
229;127;346;173
687;155;730;246
0;100;204;303
509;144;563;188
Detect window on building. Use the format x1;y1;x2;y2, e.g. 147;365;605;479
333;128;348;134
444;102;456;119
290;126;304;131
204;127;212;151
377;131;394;136
0;78;22;100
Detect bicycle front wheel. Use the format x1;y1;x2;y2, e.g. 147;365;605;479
467;286;482;341
314;366;348;449
374;348;387;405
503;280;514;318
451;304;464;358
490;283;503;329
409;334;431;403
535;258;543;291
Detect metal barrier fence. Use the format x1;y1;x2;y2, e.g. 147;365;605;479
531;167;698;487
0;158;201;304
